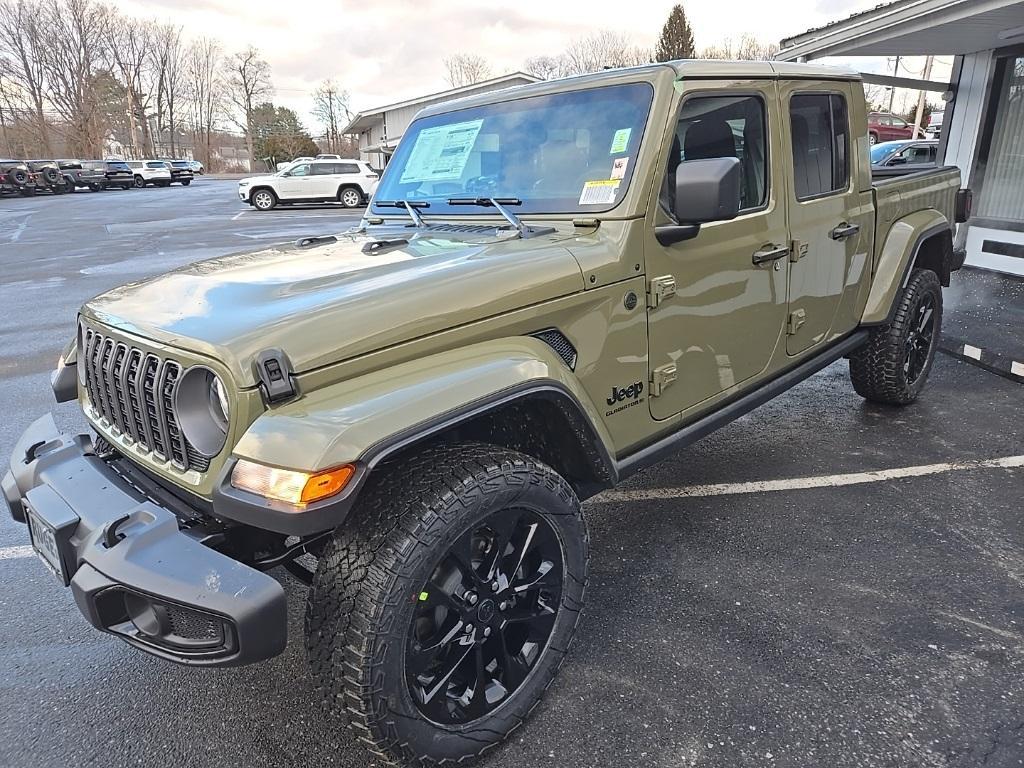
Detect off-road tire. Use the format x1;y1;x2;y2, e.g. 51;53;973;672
850;268;942;405
306;443;588;766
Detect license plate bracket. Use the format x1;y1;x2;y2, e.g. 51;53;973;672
23;488;80;586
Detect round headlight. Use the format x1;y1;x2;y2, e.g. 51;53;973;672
175;367;230;458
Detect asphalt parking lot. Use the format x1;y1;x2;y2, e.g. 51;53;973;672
1;181;1022;768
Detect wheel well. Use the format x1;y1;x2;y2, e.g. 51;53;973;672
250;185;276;199
338;183;362;196
913;228;953;287
371;393;615;501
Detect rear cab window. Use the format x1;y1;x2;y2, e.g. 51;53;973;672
789;93;849;200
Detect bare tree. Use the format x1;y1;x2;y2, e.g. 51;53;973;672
700;34;779;61
0;0;54;155
563;30;650;75
224;46;272;171
524;55;568;81
185;37;223;168
108;13;154;157
443;53;491;88
151;22;187;157
311;79;350;154
37;0;111;157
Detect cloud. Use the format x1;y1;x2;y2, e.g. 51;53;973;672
110;0;885;133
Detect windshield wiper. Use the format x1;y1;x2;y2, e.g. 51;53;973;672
374;199;429;227
447;197;530;236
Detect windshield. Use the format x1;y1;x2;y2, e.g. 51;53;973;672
372;83;654;216
870;142;904;163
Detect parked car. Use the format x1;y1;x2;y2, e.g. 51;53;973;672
239;158;379;210
0;159;31;196
55;159;108;192
84;160;134;190
926;110;944;139
26;160;68;195
125;160;172;188
188;160;205;174
159;159;195;185
6;61;971;768
870;139;939;169
867;111;922;144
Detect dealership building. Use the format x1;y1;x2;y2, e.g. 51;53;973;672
778;0;1024;277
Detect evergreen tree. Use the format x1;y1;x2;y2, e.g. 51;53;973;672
655;4;696;62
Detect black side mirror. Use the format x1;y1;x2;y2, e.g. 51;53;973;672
657;157;741;246
888;155;908;166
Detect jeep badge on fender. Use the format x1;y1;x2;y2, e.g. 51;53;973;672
608;381;644;406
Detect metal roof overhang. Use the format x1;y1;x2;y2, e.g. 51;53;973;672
778;0;1024;61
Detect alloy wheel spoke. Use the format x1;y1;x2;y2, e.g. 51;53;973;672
420;642;475;705
448;530;485;588
495;630;530;690
485;511;523;582
511;559;560;595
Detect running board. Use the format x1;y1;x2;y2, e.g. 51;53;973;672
616;331;869;480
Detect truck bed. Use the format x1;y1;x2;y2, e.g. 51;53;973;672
871;165;961;260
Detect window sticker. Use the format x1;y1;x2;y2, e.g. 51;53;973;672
610;128;632;154
398;119;484;184
610;157;629;180
579;179;620;205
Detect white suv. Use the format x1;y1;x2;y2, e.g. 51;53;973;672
238;159;379;211
125;160;172;188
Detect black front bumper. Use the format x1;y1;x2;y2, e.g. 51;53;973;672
3;415;287;667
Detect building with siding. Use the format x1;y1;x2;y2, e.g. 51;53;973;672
342;72;539;171
778;0;1024;277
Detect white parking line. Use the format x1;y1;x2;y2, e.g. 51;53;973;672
596;455;1024;503
0;545;34;560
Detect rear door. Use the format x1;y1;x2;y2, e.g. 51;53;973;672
782;82;871;356
645;81;790;421
310;162;340;197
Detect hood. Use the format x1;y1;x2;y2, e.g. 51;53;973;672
83;228;585;386
241;174;277;184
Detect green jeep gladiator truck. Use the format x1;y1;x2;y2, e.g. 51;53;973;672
4;61;969;765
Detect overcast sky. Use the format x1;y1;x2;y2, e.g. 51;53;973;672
111;0;943;133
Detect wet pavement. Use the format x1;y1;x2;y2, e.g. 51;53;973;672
941;266;1024;381
1;184;1022;768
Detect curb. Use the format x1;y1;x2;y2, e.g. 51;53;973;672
938;335;1024;383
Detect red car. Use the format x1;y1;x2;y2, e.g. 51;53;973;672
867;112;923;144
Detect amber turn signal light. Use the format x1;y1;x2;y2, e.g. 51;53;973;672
300;465;355;504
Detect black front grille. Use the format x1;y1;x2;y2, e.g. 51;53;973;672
82;323;209;472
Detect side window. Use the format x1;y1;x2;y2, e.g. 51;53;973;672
891;116;907;128
290;164;311;177
311;163;333;175
789;93;849;200
666;94;768;213
336;163;359;175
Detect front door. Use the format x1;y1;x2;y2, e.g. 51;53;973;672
646;82;790;421
782;84;868;355
277;163;313;199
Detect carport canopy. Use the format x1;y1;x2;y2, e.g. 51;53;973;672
777;0;1024;62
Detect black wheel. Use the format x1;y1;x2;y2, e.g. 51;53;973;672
251;188;276;210
306;443;587;766
850;268;942;405
133;175;145;188
338;186;362;208
182;179;191;186
88;184;101;192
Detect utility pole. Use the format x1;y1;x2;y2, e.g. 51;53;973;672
912;55;934;138
888;55;901;113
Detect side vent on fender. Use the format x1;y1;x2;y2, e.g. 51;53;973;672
532;329;578;371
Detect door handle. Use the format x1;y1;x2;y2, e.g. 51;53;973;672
752;244;790;265
830;223;861;241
